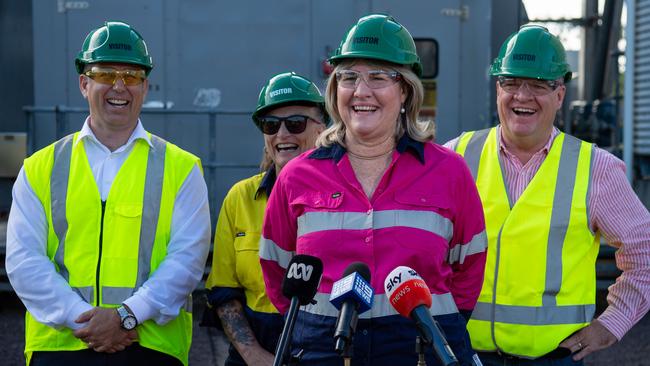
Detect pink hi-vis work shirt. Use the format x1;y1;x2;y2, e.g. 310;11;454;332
260;136;487;318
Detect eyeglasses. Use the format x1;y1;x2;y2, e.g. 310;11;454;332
256;115;319;135
335;69;401;89
497;76;562;96
84;66;147;86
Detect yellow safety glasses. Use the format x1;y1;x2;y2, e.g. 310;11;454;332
84;66;147;86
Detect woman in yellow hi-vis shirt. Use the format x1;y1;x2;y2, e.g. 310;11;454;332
203;72;327;366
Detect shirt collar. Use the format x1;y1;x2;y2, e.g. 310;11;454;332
76;117;152;151
308;134;426;164
255;166;277;200
497;125;559;156
396;134;426;164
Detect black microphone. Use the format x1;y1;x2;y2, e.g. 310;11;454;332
329;262;374;358
384;266;459;366
273;255;323;366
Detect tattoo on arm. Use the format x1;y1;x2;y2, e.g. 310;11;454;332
217;299;257;347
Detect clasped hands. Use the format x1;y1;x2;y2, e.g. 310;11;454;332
73;307;138;353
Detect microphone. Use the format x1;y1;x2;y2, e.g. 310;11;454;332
384;266;459;366
329;262;374;357
273;255;323;366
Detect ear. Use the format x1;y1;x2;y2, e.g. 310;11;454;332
142;78;149;99
400;85;407;104
555;84;566;109
79;75;89;99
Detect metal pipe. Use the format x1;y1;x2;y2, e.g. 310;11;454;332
623;0;635;182
23;105;250;116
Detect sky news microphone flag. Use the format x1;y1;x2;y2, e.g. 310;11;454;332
384;266;459;366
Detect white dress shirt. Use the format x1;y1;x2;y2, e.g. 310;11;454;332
5;118;211;330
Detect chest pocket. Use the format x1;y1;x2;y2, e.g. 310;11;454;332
291;192;344;238
102;203;143;280
106;203;143;257
392;191;454;250
233;230;264;292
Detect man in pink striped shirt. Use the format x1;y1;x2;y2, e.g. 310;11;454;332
446;24;650;366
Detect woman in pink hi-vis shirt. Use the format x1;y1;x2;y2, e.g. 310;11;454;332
260;14;486;366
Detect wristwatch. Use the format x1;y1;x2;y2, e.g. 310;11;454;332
116;305;138;330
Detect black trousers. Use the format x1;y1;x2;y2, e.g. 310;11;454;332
30;343;183;366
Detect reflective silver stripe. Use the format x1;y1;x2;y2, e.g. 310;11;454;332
585;147;595;236
374;210;453;242
298;210;453;242
298;211;371;237
135;135;166;291
304;292;458;318
259;237;295;269
74;286;93;304
472;302;595;325
463;128;491;180
447;230;487;265
51;135;74;282
543;135;581;306
491;226;506;350
102;286;133;305
50;135;167;305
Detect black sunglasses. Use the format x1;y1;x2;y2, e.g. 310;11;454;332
256;115;318;135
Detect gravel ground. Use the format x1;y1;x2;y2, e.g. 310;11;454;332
0;291;649;366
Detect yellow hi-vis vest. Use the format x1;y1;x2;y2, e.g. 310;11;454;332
22;132;201;365
455;127;599;358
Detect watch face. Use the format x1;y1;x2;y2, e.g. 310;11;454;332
122;315;137;330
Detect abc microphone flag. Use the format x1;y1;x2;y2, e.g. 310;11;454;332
273;255;323;366
282;254;323;305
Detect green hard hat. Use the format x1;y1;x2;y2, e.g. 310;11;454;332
329;14;422;76
490;24;572;82
252;72;326;128
75;21;153;75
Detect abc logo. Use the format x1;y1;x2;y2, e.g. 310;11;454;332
287;263;314;281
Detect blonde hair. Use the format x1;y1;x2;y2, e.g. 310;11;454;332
259;147;273;172
317;59;435;148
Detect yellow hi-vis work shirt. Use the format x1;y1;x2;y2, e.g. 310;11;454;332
22;132;200;365
205;172;279;315
455;127;599;358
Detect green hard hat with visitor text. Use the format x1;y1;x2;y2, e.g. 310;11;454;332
75;21;153;75
490;24;572;82
329;14;422;76
252;72;327;129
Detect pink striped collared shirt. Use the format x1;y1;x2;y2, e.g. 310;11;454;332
446;127;650;340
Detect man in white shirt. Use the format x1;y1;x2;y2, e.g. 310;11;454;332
5;21;210;366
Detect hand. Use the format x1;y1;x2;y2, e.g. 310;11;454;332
73;307;138;353
559;319;618;361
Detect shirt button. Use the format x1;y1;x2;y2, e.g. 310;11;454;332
420;198;427;203
362;329;368;335
364;237;371;243
366;209;372;215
